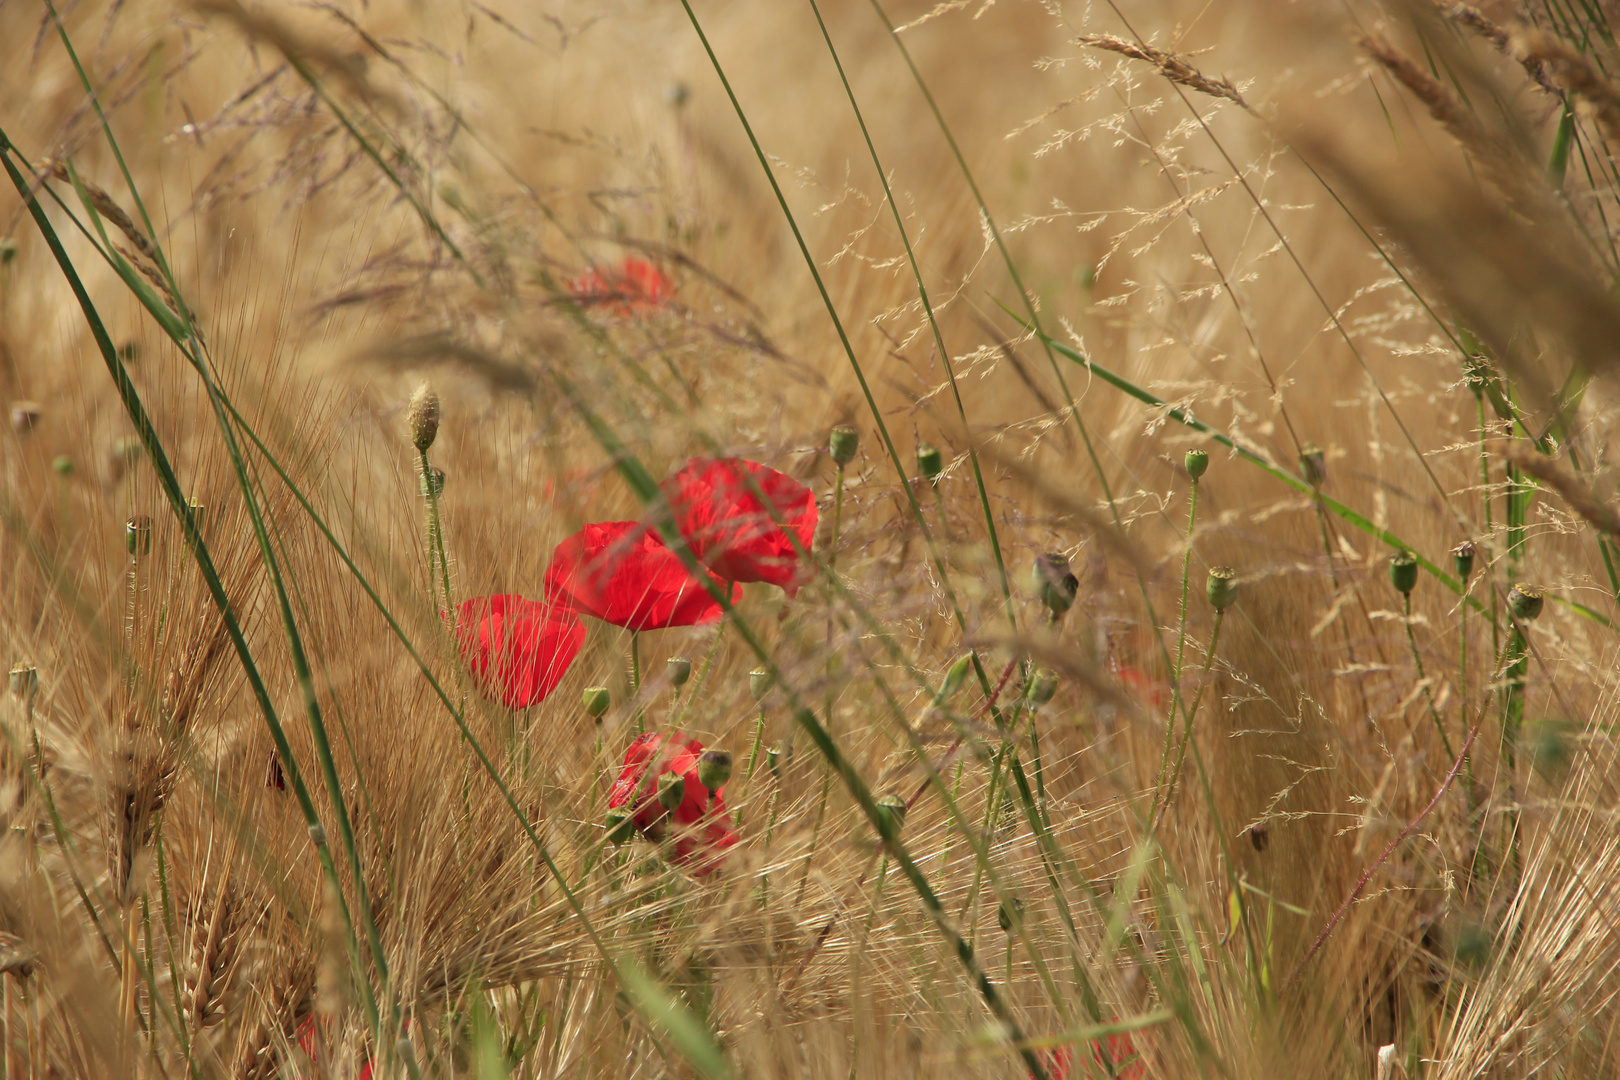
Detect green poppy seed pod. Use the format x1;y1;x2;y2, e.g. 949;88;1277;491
117;342;141;364
1033;552;1079;621
829;425;859;467
583;686;610;720
52;456;73;477
1298;443;1326;488
1206;566;1238;611
1184;448;1209;480
125;515;152;557
697;749;732;793
1453;540;1476;582
940;654;973;702
749;668;772;702
916;441;943;485
1029;669;1058;709
10;401;41;437
1389;551;1418;596
997;896;1024;934
407;383;440;453
767;740;790;778
657;771;685;812
605;808;635;845
0;238;16;265
877;794;907;834
420;466;446;499
667;656;692;687
1507;582;1544;622
114;436;144;465
307;822;327;848
8;664;38;700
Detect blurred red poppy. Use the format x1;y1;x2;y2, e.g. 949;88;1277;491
1027;1027;1145;1080
545;521;732;630
661;457;817;594
1117;665;1167;708
565;256;673;317
453;594;586;709
607;731;738;875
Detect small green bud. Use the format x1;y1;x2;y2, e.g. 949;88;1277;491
407;383;440;453
657;771;686;812
1184;448;1209;480
117;341;141;365
1028;669;1057;708
125;515;152;557
876;794;907;834
10;401;41;437
767;740;790;778
1453;540;1476;581
749;668;772;702
667;656;692;687
1298;443;1326;488
113;436;144;465
1389;551;1418;595
939;654;973;702
997;896;1024;933
1507;582;1544;622
0;238;16;265
583;686;610;719
52;456;73;477
419;466;445;499
1206;566;1238;611
605;808;635;845
829;425;859;467
1033;552;1079;621
696;749;732;793
8;664;38;699
916;441;943;485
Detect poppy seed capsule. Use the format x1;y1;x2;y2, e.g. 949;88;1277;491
1029;669;1058;708
420;467;445;499
749;668;771;701
829;425;859;467
667;656;692;687
1453;540;1476;581
697;749;732;792
1389;551;1418;595
117;342;140;364
1034;552;1079;620
125;515;152;557
1206;566;1238;611
10;401;41;437
877;794;907;834
52;456;73;477
657;771;685;812
1184;448;1209;480
997;896;1024;933
1299;443;1326;487
407;383;440;452
8;664;38;699
605;808;634;845
0;238;15;264
767;740;790;778
583;686;610;719
1508;583;1544;622
916;442;943;484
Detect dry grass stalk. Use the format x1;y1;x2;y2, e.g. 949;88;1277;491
1438;2;1558;94
1512;28;1620;148
1497;441;1620;537
1075;33;1248;108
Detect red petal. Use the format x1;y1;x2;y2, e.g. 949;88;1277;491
454;595;585;709
545;522;732;630
661;458;817;594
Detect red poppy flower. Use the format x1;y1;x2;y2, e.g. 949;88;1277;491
453;595;586;709
565;256;673;317
1117;665;1167;709
607;731;738;875
661;458;817;595
545;521;732;631
1026;1027;1145;1080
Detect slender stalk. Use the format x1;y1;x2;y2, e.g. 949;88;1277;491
1152;477;1199;817
1403;593;1456;760
421;449;454;614
1156;610;1226;828
630;632;644;736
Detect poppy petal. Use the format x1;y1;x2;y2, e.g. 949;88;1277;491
545;521;731;630
661;458;817;594
454;594;585;709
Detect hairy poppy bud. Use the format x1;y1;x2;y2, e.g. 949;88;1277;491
8;664;38;699
767;740;790;778
1389;551;1418;596
1206;567;1238;611
307;822;327;847
420;467;445;499
1453;540;1476;581
407;383;440;453
125;515;152;557
829;425;859;467
1249;823;1270;852
1299;443;1326;488
1184;448;1209;480
1029;669;1057;708
997;896;1024;933
583;686;610;719
1033;552;1079;621
657;771;685;812
749;668;771;702
605;808;634;845
697;749;732;793
10;401;41;437
876;794;907;834
1507;583;1544;622
916;442;943;485
940;654;972;702
52;456;73;477
667;656;692;687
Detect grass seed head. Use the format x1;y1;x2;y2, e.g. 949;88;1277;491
1184;448;1209;479
829;424;858;467
1390;551;1418;595
1508;582;1544;622
1206;566;1238;611
583;686;610;719
407;382;440;452
667;656;692;687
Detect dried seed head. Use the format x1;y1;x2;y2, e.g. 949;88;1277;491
1462;354;1492;396
52;455;73;477
1389;551;1418;596
1298;443;1326;488
1453;540;1476;581
1184;448;1209;480
916;441;943;485
1248;823;1270;853
605;809;634;845
8;664;38;700
1028;669;1058;709
10;401;42;437
1508;582;1544;622
657;771;685;812
1206;566;1238;611
829;425;859;467
407;383;440;452
582;686;610;720
696;749;732;793
749;668;772;702
997;897;1024;933
419;466;445;499
767;740;790;778
876;794;907;834
125;515;152;557
667;656;692;687
1033;552;1079;621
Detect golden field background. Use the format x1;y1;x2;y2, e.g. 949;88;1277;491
2;0;1620;1076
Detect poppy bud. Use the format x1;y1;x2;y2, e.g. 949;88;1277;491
1299;443;1326;488
1033;552;1079;620
1507;583;1544;622
1389;551;1418;596
407;383;440;453
1249;823;1270;852
1206;566;1238;611
876;794;907;834
829;425;859;467
667;656;692;687
697;749;732;793
1029;669;1057;708
114;436;144;465
52;456;73;477
767;740;790;778
997;896;1024;933
657;771;685;812
125;515;152;557
8;664;38;699
118;342;141;364
307;822;327;847
940;654;972;702
0;238;15;264
583;686;610;720
749;668;772;701
420;467;445;499
605;808;635;845
10;401;41;437
916;442;943;485
665;82;691;108
1453;540;1476;581
1184;448;1209;480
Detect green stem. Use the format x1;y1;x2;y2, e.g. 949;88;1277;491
1151;478;1199;817
631;632;644;736
421;449;454;614
1156;610;1226;827
1404;593;1456;760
